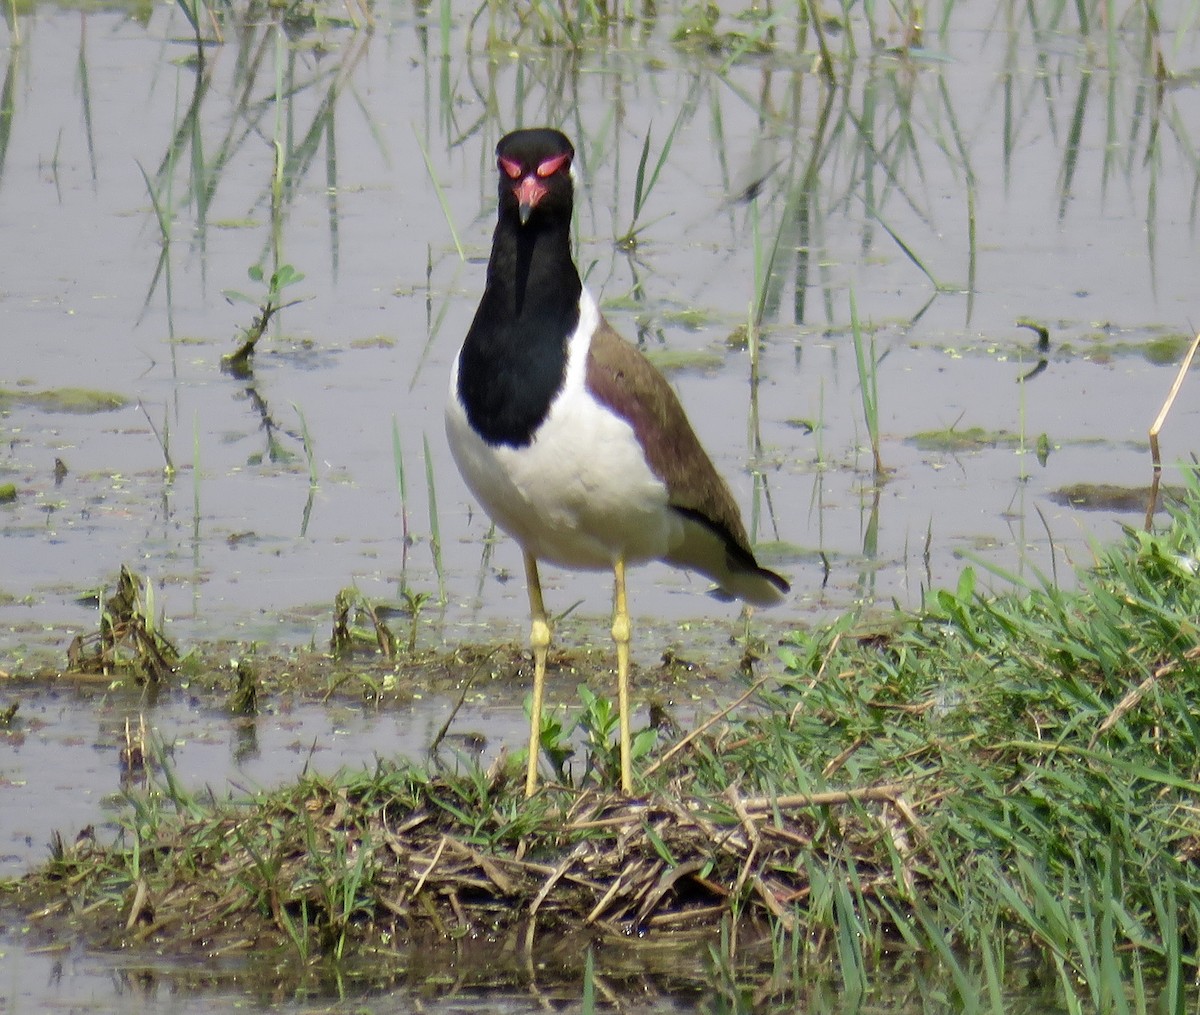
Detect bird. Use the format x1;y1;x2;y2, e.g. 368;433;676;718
445;127;790;798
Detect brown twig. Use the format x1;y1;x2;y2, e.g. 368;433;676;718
1091;645;1200;747
641;672;775;780
1145;329;1200;529
739;782;911;813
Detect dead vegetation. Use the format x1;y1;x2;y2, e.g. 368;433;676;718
21;758;924;963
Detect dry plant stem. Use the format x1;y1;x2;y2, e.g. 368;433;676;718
1145;329;1200;529
1090;644;1200;747
125;879;150;930
738;783;910;812
789;628;844;726
804;0;835;81
635;860;707;926
528;844;584;920
645;629;845;781
410;834;448;897
823;735;868;778
754;875;797;930
428;649;497;754
725;785;760;848
640;671;775;780
444;837;514;894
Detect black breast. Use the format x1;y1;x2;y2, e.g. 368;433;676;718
456;221;582;448
457;304;578;447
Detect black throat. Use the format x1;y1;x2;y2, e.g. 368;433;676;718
457;204;582;448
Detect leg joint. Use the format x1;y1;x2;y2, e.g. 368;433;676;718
530;617;551;651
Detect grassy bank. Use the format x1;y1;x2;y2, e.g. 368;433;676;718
6;473;1199;1009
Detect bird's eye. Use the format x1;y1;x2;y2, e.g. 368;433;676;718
536;153;571;178
498;156;523;180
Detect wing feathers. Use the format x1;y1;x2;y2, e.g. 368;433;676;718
585;316;789;604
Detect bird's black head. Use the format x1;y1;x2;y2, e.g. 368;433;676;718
495;128;575;227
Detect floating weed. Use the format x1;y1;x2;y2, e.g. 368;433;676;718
228;658;260;716
398;587;431;654
66;567;180;684
643;346;726;373
0;387;128;414
1048;481;1175;512
907;425;1022;454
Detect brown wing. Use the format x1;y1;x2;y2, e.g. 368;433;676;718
584;316;753;552
585;315;790;605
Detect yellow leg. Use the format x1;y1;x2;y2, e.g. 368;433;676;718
612;557;633;794
524;552;551;798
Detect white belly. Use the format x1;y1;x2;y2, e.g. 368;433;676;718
446;368;679;569
446;295;681;570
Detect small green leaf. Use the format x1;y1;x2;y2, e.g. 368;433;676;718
955;566;976;602
631;727;657;761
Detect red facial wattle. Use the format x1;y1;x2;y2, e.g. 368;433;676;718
500;152;572;224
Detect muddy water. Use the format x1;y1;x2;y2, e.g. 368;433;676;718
1;0;1197;1010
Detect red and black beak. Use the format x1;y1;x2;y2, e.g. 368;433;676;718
514;176;547;225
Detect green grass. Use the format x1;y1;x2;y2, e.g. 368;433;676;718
422;431;446;604
191;412;201;543
616;116;685;250
849;287;883;476
14;469;1200;1008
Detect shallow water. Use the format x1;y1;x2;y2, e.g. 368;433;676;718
0;678;525;875
1;0;1198;1010
2;2;1195;664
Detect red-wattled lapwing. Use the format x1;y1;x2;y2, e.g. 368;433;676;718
446;128;790;797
